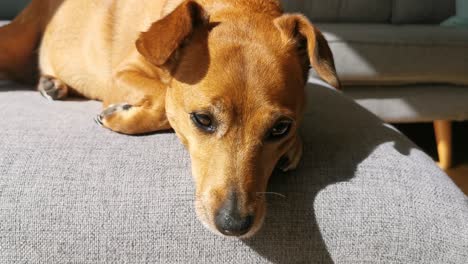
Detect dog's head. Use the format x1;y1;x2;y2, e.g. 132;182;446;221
136;0;339;238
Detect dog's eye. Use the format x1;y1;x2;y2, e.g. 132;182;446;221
191;113;215;133
267;119;292;140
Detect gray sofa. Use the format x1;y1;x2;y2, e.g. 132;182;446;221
1;1;468;263
282;0;468;169
282;0;468;120
1;79;467;263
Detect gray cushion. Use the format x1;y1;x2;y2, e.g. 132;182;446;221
0;0;29;20
317;23;468;86
1;79;467;263
392;0;456;24
345;84;468;123
281;0;392;23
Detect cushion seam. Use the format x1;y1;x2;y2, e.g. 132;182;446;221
326;40;468;47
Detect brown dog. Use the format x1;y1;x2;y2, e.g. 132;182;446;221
0;0;340;238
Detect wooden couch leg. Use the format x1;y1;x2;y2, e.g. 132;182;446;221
434;120;452;170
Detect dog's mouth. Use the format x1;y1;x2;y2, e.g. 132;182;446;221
194;193;267;238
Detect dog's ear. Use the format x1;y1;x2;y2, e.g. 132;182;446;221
274;14;341;90
136;0;208;67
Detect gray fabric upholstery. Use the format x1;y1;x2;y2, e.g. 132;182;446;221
345;84;468;123
0;0;457;23
0;0;29;20
281;0;455;23
280;0;393;23
1;79;467;263
392;0;456;24
316;23;468;86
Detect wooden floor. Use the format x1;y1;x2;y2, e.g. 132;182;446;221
446;165;468;195
395;121;468;195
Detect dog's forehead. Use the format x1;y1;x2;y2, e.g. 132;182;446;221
197;39;304;112
174;19;305;119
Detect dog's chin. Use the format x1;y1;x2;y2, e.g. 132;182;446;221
194;199;266;239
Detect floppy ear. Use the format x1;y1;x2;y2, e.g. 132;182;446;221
136;0;207;67
274;14;341;90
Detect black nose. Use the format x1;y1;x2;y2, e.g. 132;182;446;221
214;192;254;236
215;212;254;236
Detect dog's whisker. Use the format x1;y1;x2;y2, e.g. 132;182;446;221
256;192;286;198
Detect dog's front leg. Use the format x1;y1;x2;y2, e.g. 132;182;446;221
96;70;171;135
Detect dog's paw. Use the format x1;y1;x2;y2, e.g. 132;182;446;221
38;75;69;100
277;136;303;172
95;103;133;127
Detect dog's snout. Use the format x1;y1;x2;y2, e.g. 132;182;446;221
214;192;254;236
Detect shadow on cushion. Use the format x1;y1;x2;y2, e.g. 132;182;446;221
243;81;415;263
